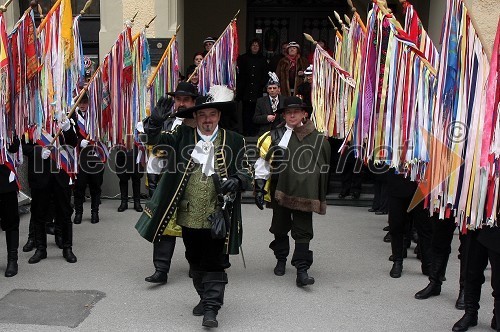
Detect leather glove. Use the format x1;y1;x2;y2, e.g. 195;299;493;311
80;139;89;148
221;177;240;194
255;192;265;210
151;96;174;125
41;148;51;160
60;118;71;131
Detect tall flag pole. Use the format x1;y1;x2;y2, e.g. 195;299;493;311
187;10;239;96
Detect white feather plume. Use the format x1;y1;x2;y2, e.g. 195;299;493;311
206;85;234;103
268;72;279;84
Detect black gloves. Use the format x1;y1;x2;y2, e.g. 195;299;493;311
221;177;241;194
151;96;175;125
255;192;265;210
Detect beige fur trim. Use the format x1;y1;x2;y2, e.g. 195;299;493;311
275;190;326;215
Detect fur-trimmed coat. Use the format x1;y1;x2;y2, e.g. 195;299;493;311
275;55;309;97
257;120;331;214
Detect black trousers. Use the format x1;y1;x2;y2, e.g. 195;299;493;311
182;227;227;272
270;204;313;244
0;191;19;232
388;195;430;261
74;168;104;199
464;231;500;318
31;180;73;249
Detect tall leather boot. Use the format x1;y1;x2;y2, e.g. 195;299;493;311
132;178;143;212
5;230;19;277
73;192;84;224
54;223;63;249
291;243;315;287
23;215;36;252
147;173;159;198
145;236;176;283
456;256;466;310
415;252;449;299
61;220;77;263
453;275;481;331
117;181;128;212
418;232;433;276
191;270;205;316
390;233;404;278
90;194;100;224
269;235;289;276
29;220;47;264
201;271;228;328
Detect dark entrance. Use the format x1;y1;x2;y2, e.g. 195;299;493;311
246;0;349;61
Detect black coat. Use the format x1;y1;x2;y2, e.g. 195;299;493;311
0;136;20;194
253;95;284;137
386;168;418;198
22;126;78;189
478;227;500;254
236;52;268;102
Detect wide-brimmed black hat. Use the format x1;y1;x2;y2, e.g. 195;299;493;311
166;81;199;97
175;85;236;119
276;96;312;113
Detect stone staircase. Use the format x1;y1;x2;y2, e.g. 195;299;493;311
241;136;374;207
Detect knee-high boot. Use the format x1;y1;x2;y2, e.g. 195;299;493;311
269;235;289;276
415;252;450;299
5;230;19;277
117;180;128;212
22;214;36;252
291;242;315;287
202;271;228;328
132;178;143;212
145;236;175;283
147;173;159;198
73;191;84;224
191;270;205;316
90;194;100;224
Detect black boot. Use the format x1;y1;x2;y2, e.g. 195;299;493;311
452;312;478;331
23;215;36;252
145;236;175;283
132;179;143;212
292;243;315;287
118;181;128;212
455;287;465;310
201;272;228;328
147;173;159;199
456;247;467;310
54;226;63;249
415;253;449;299
73;192;84;224
191;270;205;316
269;235;289;276
90;194;100;224
5;230;19;277
63;248;77;263
28;249;47;264
390;261;403;278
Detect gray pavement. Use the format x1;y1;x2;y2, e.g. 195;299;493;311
0;200;494;332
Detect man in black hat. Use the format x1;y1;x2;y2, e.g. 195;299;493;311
136;85;252;328
253;72;284;137
142;81;197;284
254;96;331;287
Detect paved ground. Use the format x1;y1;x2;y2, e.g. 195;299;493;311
0;200;494;331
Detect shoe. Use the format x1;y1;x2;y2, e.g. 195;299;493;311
28;249;47;264
193;300;204;316
369;208;379;213
117;201;128;212
63;248;77;263
145;271;168;283
390;261;403;278
73;213;82;224
452;312;478;331
352;192;360;199
296;272;315;287
414;282;441;299
455;288;465;310
5;259;18;277
202;311;218;328
22;238;35;252
274;260;286;276
383;225;390;231
90;212;99;224
383;232;391;243
134;201;143;212
375;210;387;215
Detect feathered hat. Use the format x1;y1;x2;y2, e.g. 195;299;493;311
176;85;236;119
266;72;280;86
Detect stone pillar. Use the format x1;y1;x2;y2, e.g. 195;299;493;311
4;1;20;32
99;0;124;61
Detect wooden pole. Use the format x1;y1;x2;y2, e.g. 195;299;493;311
132;16;156;42
0;0;14;13
187;10;240;83
327;16;343;41
36;0;62;34
147;25;180;89
346;0;367;34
